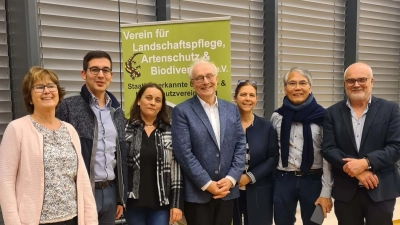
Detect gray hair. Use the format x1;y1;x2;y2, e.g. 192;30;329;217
283;67;313;86
188;59;218;79
344;62;374;78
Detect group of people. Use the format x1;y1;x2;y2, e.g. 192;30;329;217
0;50;399;225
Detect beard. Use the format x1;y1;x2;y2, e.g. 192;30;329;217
348;89;368;101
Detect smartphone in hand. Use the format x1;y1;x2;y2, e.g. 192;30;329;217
310;204;324;224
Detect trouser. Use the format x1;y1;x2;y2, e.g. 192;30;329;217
124;206;169;225
95;181;117;225
334;187;395;225
39;216;77;225
184;199;234;225
233;190;248;225
273;170;322;225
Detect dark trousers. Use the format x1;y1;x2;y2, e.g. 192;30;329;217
95;181;117;225
233;190;248;225
335;187;395;225
273;171;322;225
39;216;77;225
184;199;234;225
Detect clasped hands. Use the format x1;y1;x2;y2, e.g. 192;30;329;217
206;178;233;199
342;158;379;189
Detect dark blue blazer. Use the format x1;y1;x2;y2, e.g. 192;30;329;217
322;96;400;202
242;115;279;225
171;96;246;203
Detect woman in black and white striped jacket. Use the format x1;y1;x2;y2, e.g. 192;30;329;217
124;82;183;225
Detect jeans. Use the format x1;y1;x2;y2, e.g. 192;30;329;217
124;207;169;225
94;181;117;225
273;171;322;225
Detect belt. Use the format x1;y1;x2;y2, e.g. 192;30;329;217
95;180;112;189
277;169;323;176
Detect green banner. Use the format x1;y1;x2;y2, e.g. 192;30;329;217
121;17;231;115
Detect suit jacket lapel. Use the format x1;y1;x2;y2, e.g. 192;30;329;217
190;96;219;148
340;102;358;151
218;100;226;147
360;97;379;150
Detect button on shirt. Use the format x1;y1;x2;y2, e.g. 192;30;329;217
197;96;237;190
91;94;117;182
199;97;221;149
346;97;371;151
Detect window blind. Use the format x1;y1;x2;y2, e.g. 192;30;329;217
278;0;345;108
0;0;11;142
37;0;157;105
358;0;400;103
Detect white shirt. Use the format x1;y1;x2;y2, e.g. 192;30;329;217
198;96;221;149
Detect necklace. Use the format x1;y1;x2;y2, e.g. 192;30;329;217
144;124;154;128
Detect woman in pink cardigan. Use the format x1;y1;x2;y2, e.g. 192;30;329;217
0;66;98;225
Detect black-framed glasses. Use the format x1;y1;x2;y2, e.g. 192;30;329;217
87;67;112;76
191;73;215;83
237;80;257;85
32;84;58;93
345;77;370;86
286;81;309;88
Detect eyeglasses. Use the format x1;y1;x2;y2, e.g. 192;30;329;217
191;74;215;83
32;84;58;93
286;81;309;88
345;77;370;86
237;80;257;85
87;67;112;76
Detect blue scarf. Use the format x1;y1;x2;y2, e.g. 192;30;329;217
275;93;325;173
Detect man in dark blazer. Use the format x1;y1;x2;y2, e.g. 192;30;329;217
171;60;246;225
322;62;400;225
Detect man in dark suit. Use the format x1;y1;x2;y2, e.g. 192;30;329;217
322;62;400;225
171;60;246;225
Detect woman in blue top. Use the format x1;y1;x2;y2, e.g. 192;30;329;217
232;80;279;225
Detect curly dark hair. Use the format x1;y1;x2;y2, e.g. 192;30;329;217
127;82;170;125
22;66;66;114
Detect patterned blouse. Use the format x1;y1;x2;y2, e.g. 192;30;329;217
32;119;78;223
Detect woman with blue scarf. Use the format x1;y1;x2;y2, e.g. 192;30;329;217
271;67;333;225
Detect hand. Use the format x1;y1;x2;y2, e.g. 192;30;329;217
238;174;251;187
314;197;332;218
170;208;183;223
213;178;233;199
356;171;379;189
115;204;123;219
343;158;369;177
206;181;223;195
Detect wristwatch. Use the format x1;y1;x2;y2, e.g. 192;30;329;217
364;157;372;170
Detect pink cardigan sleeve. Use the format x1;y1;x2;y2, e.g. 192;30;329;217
0;123;23;225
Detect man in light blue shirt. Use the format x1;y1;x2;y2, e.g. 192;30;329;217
56;50;127;225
